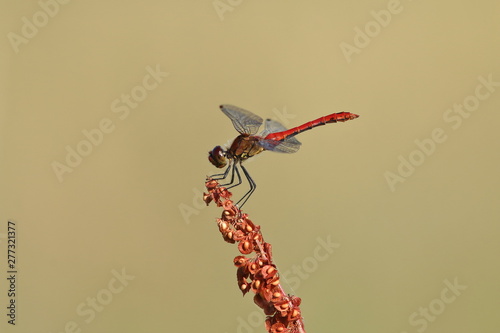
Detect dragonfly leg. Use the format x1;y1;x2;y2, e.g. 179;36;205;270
210;162;254;208
235;164;256;209
211;161;242;189
210;161;232;181
225;163;242;189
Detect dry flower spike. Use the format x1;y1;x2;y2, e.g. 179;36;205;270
204;178;306;333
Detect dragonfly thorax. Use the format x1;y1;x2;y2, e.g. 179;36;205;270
228;134;265;162
209;134;265;169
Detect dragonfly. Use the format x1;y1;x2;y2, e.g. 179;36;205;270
208;104;359;208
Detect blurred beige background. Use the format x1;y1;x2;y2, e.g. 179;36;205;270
1;1;499;332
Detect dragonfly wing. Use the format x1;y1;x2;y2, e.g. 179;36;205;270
259;118;301;153
259;118;288;137
220;104;263;135
260;137;302;153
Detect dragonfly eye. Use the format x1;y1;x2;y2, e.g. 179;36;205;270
208;146;227;168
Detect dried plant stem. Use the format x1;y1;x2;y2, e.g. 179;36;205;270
204;178;306;333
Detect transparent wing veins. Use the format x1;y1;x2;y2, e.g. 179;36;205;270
220;104;263;135
259;118;301;154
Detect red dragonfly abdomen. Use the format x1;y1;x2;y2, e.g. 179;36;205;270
264;112;359;141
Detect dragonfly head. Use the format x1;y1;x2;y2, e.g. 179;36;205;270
208;146;227;168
